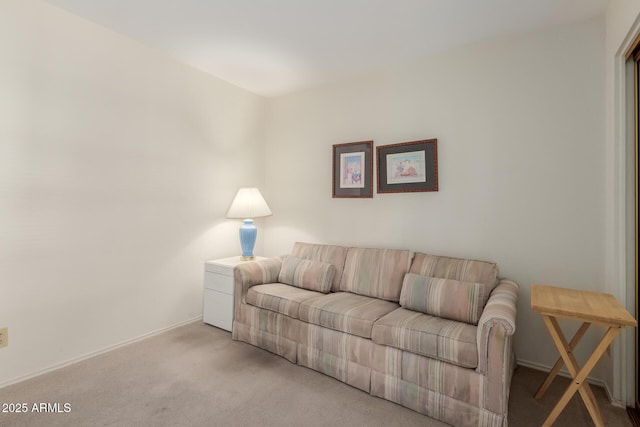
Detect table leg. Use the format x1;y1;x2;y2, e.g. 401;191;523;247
541;316;620;427
535;321;591;399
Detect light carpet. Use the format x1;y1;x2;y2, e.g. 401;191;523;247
0;322;632;426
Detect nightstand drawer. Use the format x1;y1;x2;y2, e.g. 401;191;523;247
204;271;234;294
205;262;235;276
203;289;233;331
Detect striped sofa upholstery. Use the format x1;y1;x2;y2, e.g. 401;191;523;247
232;243;518;427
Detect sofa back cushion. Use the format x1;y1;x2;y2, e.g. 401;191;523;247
291;242;348;292
339;247;412;302
400;273;485;324
278;256;335;293
409;252;498;297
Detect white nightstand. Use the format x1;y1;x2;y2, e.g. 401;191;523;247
203;256;266;331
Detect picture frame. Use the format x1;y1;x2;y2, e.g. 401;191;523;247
376;139;438;193
332;140;373;198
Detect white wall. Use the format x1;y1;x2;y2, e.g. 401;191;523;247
264;18;607;379
0;0;266;386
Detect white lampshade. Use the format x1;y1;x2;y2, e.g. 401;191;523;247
226;187;272;219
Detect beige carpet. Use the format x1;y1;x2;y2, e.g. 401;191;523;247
0;322;632;426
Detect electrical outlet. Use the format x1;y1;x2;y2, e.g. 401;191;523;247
0;327;8;349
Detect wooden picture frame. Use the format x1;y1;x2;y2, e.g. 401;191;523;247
377;139;438;193
332;140;373;198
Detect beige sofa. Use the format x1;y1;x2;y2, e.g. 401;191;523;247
232;242;518;427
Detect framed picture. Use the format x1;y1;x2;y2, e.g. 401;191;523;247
377;139;438;193
332;140;373;198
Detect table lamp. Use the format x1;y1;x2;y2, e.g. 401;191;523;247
226;187;272;260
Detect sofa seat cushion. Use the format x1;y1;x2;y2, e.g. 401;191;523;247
246;283;324;319
371;308;478;369
299;292;399;339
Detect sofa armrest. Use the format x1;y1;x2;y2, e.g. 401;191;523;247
477;279;518;374
233;257;283;306
475;279;518;415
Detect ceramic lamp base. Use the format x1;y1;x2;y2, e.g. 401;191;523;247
239;219;257;260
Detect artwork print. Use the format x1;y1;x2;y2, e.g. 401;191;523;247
340;152;365;188
386;150;426;184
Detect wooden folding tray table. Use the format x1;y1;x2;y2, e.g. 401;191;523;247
531;284;637;427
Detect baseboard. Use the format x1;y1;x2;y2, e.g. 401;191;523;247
516;358;606;388
516;358;626;408
603;380;627;409
0;316;203;390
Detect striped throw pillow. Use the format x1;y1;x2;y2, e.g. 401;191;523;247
399;273;485;325
278;256;335;293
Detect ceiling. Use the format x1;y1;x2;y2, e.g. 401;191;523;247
43;0;607;97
